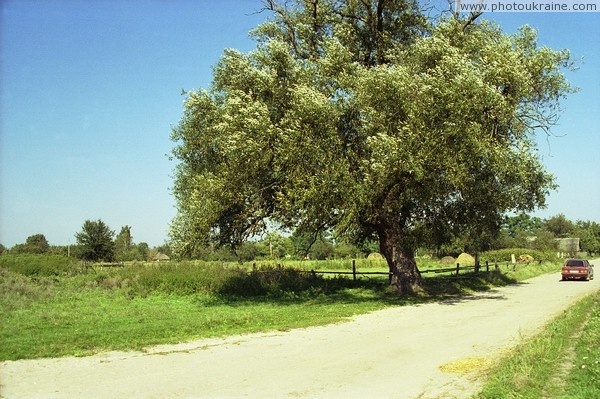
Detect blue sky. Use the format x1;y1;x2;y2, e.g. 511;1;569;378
1;1;598;248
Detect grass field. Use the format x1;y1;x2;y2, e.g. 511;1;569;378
1;255;562;361
476;289;600;398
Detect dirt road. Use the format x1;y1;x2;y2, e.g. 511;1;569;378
1;262;599;399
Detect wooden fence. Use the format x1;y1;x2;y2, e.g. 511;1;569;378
80;261;125;272
253;259;513;281
84;259;521;279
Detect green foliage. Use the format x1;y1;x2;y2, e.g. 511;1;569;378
117;243;149;262
114;225;133;261
0;270;390;361
75;219;115;262
10;234;50;254
0;269;61;318
0;254;78;276
333;240;363;259
235;241;262;262
218;266;323;297
564;293;600;396
124;262;239;296
544;213;575;237
259;231;290;259
574;220;600;255
170;1;573;293
477;291;600;398
502;214;543;238
106;262;349;298
1;254;565;360
480;248;554;263
527;229;559;252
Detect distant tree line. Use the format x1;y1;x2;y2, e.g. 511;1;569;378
169;213;600;261
436;213;600;257
0;219;171;262
1;214;597;261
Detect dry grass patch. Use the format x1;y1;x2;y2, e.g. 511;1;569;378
440;356;493;375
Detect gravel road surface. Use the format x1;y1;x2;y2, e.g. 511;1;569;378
1;260;598;399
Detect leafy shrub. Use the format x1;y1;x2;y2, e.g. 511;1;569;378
0;254;78;276
248;258;386;271
121;261;241;296
218;265;322;297
0;269;57;311
115;262;342;298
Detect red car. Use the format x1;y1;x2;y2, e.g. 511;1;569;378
561;259;594;281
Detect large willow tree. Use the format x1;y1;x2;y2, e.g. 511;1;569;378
171;0;573;294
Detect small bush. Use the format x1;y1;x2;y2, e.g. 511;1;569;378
0;254;78;276
218;266;322;297
122;261;238;296
0;269;56;311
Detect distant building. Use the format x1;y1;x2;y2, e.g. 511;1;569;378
556;238;580;254
152;252;170;262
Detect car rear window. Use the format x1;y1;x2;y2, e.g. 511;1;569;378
566;260;584;267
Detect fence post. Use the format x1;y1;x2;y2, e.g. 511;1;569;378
456;263;460;277
485;261;489;273
352;259;357;281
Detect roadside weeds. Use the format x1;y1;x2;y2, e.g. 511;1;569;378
474;289;600;399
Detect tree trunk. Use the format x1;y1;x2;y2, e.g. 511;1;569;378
378;227;423;295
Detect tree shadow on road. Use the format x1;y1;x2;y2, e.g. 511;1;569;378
423;271;523;305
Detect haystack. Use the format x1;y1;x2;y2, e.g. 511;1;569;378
518;254;534;264
367;252;384;260
440;256;455;265
456;252;475;266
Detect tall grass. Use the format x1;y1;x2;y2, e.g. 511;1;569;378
237;258;388;271
563;292;600;397
0;254;78;276
0;253;564;361
0;265;401;360
476;290;600;398
123;261;240;296
87;262;359;298
0;268;58;311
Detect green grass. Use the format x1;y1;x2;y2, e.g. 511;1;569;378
243;258;388;271
0;256;562;361
0;266;407;360
497;260;562;281
476;290;600;399
1;288;393;360
563;292;600;397
0;254;79;276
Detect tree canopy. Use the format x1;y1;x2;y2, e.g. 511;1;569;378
75;219;115;262
9;234;50;254
171;0;574;294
